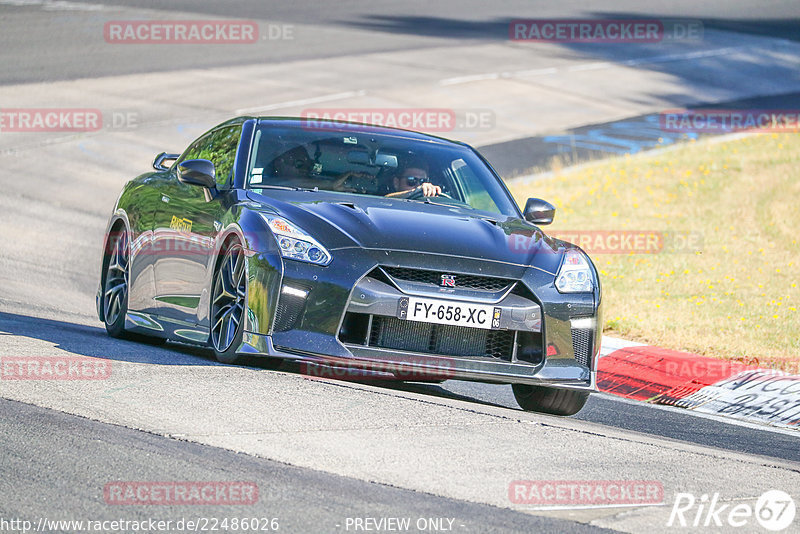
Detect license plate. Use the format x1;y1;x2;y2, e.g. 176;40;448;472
397;297;501;330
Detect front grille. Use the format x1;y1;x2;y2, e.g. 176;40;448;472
367;315;515;360
571;328;593;368
382;267;513;293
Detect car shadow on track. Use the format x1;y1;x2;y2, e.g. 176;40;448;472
279;359;514;410
0;311;506;409
0;311;220;367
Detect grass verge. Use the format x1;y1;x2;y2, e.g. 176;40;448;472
508;133;800;372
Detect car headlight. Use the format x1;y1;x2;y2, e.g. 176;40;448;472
555;249;594;293
260;214;331;266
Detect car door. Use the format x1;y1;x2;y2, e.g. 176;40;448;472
124;174;164;317
152;125;241;326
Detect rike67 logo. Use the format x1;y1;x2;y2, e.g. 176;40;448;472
668;490;796;531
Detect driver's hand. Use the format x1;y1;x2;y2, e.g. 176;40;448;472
418;183;442;197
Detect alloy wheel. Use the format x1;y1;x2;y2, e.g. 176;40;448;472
104;231;129;326
211;244;247;353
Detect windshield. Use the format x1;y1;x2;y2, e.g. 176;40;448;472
246;125;520;217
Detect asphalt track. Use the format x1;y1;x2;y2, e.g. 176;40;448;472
1;0;798;84
1;1;799;532
0;398;611;534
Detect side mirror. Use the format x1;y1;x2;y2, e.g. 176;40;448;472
523;198;556;225
177;159;216;188
153;152;179;171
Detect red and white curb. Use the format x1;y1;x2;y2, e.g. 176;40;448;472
597;337;800;431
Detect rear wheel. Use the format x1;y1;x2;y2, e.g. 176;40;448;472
103;229;129;338
512;384;589;416
102;229;167;345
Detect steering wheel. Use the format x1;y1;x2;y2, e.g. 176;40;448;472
406;186;452;200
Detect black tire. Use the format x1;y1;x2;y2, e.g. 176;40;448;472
209;242;248;364
512;384;590;416
209;241;284;369
102;229;167;345
102;229;130;338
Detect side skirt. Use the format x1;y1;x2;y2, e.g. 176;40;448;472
124;311;209;345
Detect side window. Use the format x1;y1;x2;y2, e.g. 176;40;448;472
178;125;241;188
451;159;501;214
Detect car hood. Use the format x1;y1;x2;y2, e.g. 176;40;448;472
246;190;564;271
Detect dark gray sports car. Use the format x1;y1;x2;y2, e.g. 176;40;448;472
97;117;602;415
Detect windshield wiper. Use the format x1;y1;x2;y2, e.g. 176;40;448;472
422;197;471;209
253;185;319;192
253;184;297;191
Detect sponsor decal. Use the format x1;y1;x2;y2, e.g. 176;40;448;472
169;215;193;233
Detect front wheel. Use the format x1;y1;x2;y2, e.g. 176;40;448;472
210;243;248;364
512;384;589;416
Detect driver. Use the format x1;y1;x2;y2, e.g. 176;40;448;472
385;161;442;198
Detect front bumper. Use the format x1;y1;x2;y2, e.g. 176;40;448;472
239;251;601;391
240;330;596;390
